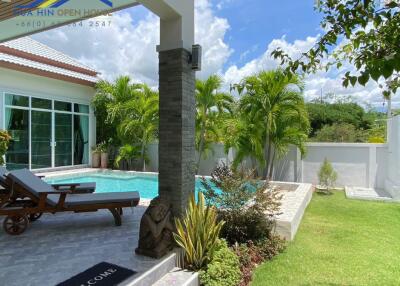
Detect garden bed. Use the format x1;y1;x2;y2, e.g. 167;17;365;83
272;182;313;241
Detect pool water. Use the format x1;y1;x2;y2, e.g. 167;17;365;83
45;172;211;200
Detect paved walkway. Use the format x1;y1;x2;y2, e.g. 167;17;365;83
0;206;160;286
345;186;394;202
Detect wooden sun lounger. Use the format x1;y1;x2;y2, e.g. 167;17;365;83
0;167;96;194
0;169;140;235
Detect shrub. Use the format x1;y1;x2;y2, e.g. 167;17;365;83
255;235;286;260
368;136;385;143
199;240;241;286
318;158;338;192
201;164;282;244
233;236;286;286
174;192;224;271
0;130;11;166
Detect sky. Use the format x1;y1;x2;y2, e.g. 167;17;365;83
32;0;399;109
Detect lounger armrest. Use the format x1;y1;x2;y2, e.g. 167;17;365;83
53;183;95;194
38;189;71;209
38;189;72;195
52;183;81;189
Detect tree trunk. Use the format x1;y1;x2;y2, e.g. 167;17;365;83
268;147;276;180
251;157;258;178
196;122;206;174
263;135;271;180
140;135;147;172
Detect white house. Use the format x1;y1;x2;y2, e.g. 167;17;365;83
0;37;97;171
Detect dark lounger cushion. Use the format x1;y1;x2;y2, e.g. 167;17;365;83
8;169;55;202
47;191;140;207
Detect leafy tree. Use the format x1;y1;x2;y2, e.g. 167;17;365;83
306;101;372;136
235;70;310;179
196;75;233;173
306;98;387;142
312;123;362;142
272;0;400;99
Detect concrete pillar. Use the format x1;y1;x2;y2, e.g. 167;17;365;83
158;48;196;216
385;116;400;199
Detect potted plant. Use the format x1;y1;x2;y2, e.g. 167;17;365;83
317;158;338;194
0;130;11;166
91;145;101;168
99;142;109;169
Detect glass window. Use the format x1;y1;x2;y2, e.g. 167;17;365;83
74;104;89;114
55;101;72;112
74;115;89;165
32;98;52;109
5;94;29;107
5;108;30;170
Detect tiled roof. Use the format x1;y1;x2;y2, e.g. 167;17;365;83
0;37;98;85
1;37;97;73
0;52;98;83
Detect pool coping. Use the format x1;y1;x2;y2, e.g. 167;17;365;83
38;168;313;240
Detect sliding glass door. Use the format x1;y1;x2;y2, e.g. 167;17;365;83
4;108;29;170
55;113;73;167
74;114;89;165
4;94;90;170
31;110;52;169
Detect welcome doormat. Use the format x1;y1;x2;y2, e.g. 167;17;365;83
56;262;137;286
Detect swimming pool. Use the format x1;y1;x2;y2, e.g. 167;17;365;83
45;171;211;199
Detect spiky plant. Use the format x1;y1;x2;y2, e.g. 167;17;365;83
173;192;225;271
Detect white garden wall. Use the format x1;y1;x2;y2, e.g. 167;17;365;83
299;143;387;189
145;142;388;189
144;116;400;196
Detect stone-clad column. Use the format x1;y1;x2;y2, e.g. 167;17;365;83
135;48;195;258
158;48;196;217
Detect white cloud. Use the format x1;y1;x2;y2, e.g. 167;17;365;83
34;12;159;85
195;0;233;79
223;36;317;87
31;2;399;108
222;36;399;108
33;0;232;85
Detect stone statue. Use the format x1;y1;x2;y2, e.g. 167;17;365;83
135;197;175;258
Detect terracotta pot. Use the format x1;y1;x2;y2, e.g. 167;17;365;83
92;152;100;168
101;153;109;169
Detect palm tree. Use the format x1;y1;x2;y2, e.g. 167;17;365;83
267;108;309;178
196;75;233;173
236;69;309;179
223;112;264;172
94;76;159;171
117;84;159;171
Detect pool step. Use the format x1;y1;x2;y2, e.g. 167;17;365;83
126;251;198;286
152;267;198;286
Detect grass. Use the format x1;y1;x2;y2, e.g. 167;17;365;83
251;191;400;286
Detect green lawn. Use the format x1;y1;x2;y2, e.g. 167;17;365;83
252;191;400;286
